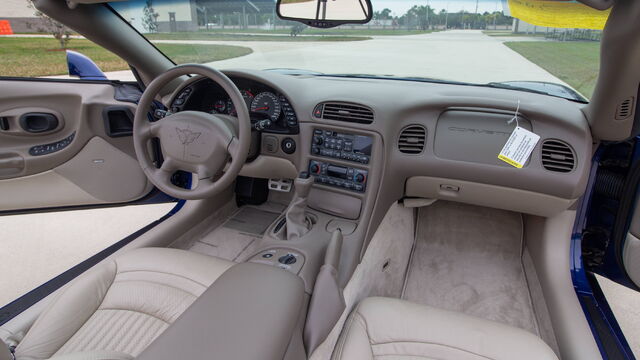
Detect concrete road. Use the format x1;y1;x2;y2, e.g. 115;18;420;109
597;275;640;357
0;203;174;307
203;29;566;85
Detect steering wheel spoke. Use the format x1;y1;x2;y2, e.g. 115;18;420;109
227;137;240;156
159;157;178;174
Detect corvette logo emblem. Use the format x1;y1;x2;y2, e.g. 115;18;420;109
176;128;201;145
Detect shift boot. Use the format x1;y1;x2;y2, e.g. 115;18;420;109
286;172;313;240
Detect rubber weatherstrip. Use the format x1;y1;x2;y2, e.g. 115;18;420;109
0;212;173;326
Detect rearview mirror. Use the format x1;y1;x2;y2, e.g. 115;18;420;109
277;0;372;28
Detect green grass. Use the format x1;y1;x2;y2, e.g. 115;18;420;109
146;32;370;42
0;37;252;77
505;41;600;98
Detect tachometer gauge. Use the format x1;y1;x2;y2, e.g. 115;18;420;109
227;90;255;116
250;92;281;121
211;99;226;114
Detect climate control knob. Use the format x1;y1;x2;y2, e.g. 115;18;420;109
310;163;321;174
313;136;324;145
355;173;366;183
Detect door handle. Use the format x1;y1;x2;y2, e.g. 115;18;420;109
20;112;59;133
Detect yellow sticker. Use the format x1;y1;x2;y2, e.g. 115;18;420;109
507;0;611;30
498;126;540;168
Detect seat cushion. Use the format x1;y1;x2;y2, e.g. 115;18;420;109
332;297;559;360
15;248;234;360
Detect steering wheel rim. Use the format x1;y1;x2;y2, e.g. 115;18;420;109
133;64;251;200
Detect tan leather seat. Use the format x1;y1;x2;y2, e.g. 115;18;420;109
14;248;234;360
333;297;559;360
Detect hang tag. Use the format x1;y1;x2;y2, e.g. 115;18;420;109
498;126;540;168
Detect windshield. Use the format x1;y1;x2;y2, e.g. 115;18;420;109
109;0;606;101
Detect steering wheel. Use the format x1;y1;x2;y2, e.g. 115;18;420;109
133;64;251;200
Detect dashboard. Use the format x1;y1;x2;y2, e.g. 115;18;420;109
166;69;593;221
170;76;299;135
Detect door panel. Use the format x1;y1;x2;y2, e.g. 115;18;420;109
0;80;153;211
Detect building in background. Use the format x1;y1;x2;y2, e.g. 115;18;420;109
0;0;44;33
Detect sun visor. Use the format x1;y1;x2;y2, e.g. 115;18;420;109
504;0;612;30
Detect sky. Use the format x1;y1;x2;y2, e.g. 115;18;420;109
372;0;506;17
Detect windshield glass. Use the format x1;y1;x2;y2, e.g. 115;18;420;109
109;0;607;100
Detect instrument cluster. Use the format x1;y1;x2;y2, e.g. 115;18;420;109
170;77;299;134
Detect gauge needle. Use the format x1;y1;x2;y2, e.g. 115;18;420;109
254;107;269;111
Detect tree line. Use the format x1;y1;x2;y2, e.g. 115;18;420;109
373;5;513;30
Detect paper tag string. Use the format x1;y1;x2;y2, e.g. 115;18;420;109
507;100;521;128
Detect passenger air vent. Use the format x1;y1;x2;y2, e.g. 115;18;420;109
314;102;374;124
615;97;634;120
398;125;427;154
541;139;576;173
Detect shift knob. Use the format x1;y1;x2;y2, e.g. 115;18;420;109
294;171;313;199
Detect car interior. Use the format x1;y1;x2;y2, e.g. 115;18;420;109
1;0;639;359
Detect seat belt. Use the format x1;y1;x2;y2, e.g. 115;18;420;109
0;339;14;360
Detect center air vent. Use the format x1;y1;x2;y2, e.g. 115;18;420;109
398;125;426;154
314;102;374;124
541;139;576;173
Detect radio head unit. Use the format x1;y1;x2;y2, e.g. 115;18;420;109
311;129;372;164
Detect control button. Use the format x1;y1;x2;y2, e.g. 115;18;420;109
313;136;324;145
263;136;278;153
262;253;274;259
354;184;364;192
313;104;323;118
278;253;297;265
173;98;185;105
281;138;296;154
314;129;323;135
355;173;366;183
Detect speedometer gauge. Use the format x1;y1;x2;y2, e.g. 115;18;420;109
250;92;281;121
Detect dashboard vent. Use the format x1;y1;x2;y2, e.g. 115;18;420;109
615;97;634;120
315;102;374;124
541;139;575;173
398;125;427;154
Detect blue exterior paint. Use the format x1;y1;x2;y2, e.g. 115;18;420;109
66;50;108;81
571;144;636;360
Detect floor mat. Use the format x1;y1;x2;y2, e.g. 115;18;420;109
402;201;540;335
188;204;284;261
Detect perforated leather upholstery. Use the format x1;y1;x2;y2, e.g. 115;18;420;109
333;297;559;360
15;248;234;360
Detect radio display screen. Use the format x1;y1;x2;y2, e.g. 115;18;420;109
353;135;373;155
327;165;348;179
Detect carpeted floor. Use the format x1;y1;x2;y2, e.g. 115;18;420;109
186;202;286;261
402;201;540;335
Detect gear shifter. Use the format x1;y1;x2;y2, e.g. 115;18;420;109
285;171;314;240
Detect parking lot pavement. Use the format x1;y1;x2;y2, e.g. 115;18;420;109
206;29;566;85
0;203;175;307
